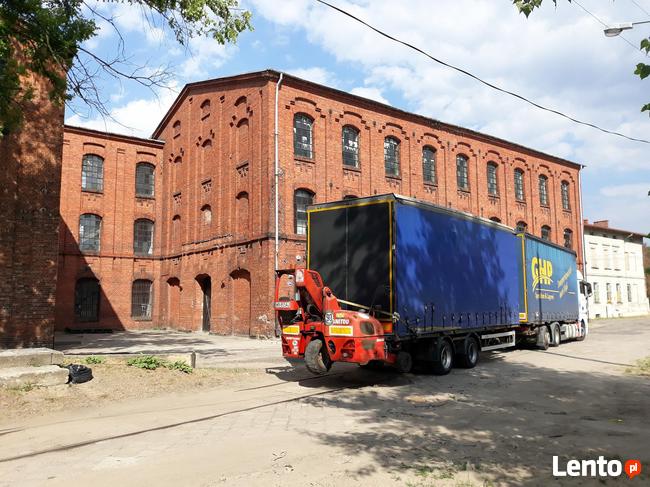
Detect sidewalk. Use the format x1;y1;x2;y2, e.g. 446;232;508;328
54;331;288;369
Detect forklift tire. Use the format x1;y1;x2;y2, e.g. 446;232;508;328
455;336;479;369
550;323;561;347
537;326;550;351
360;360;384;370
431;339;454;375
304;339;331;375
395;351;413;373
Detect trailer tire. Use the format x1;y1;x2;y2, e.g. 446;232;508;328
550;323;561;347
537;326;550;351
576;320;587;342
304;338;331;375
431;339;454;375
395;351;413;373
456;336;480;369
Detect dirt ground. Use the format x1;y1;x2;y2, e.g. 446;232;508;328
0;358;263;422
1;316;650;487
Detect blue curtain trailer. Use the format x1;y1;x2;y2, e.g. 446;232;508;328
307;194;586;373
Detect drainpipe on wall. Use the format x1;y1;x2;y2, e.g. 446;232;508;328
578;167;589;318
274;73;284;271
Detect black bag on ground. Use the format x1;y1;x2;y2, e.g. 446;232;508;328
66;364;93;384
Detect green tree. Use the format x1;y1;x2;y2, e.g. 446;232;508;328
513;0;650;115
0;0;252;136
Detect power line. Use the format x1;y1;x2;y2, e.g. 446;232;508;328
313;0;650;145
572;0;647;56
627;0;650;18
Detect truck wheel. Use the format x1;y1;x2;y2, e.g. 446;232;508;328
537;326;550;351
304;338;331;375
431;339;454;375
395;351;413;373
576;320;587;342
456;336;480;369
550;323;561;347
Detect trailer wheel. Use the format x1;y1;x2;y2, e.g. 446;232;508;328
550;323;561;347
304;338;331;375
537;326;550;351
395;351;413;374
576;320;587;342
431;339;454;375
456;336;480;369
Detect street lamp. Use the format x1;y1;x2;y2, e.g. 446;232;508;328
604;20;650;37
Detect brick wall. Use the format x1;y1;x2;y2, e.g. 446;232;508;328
0;71;64;347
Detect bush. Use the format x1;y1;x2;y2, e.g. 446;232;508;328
166;360;193;374
127;355;165;370
85;356;104;365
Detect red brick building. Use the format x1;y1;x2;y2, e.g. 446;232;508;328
56;70;584;335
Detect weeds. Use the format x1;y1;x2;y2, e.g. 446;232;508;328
85;356;104;365
626;356;650;376
126;355;193;374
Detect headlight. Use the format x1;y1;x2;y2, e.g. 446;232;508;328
324;311;334;326
295;269;304;284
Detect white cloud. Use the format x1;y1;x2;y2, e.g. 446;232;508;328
287;67;337;86
350;86;388;105
66;83;179;139
178;36;235;81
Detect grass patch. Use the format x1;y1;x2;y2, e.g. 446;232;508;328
126;355;193;374
625;356;650;376
85;356;105;365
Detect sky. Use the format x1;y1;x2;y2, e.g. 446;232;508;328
65;0;650;235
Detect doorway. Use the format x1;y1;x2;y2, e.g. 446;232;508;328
197;275;212;332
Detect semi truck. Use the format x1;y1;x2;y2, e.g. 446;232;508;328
274;194;590;374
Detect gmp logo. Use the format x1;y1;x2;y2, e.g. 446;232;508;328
553;456;642;479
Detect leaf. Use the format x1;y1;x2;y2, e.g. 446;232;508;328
642;103;650;114
634;63;650;80
641;38;650;54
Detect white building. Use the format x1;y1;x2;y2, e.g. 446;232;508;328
583;220;649;319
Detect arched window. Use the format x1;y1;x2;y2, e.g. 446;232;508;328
74;278;100;322
173;120;181;137
489;216;501;223
135;163;155;197
200;99;211;119
294;189;314;235
201;205;212;225
514;169;525;201
456;154;469;190
384;136;400;177
172;215;181;250
236;192;249;234
293;114;313;158
133;219;154;255
79;214;101;252
131;279;153;319
82;154;104;192
563;228;573;249
422;146;436;184
487;162;498;196
516;221;528;233
561;180;571;210
539;175;549;206
541;225;551;241
342;125;360;167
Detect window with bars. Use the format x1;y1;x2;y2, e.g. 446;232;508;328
606;283;612;303
293;114;313;158
616;283;622;303
516;221;528;233
81;154;104;192
514;169;525;201
384;137;400;177
135;163;155;197
422;146;436;184
294;189;314;235
539;175;549;206
561;180;571;210
74;278;100;322
627;283;632;303
133;219;154;255
593;283;600;304
456;154;469;190
342;125;360;167
79;214;101;252
563;228;573;249
541;225;551;241
487;162;498;195
131;280;153;319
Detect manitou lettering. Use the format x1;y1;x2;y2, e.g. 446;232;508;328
553;456;634;478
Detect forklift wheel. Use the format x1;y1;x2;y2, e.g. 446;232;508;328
304;339;332;375
360;360;384;370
